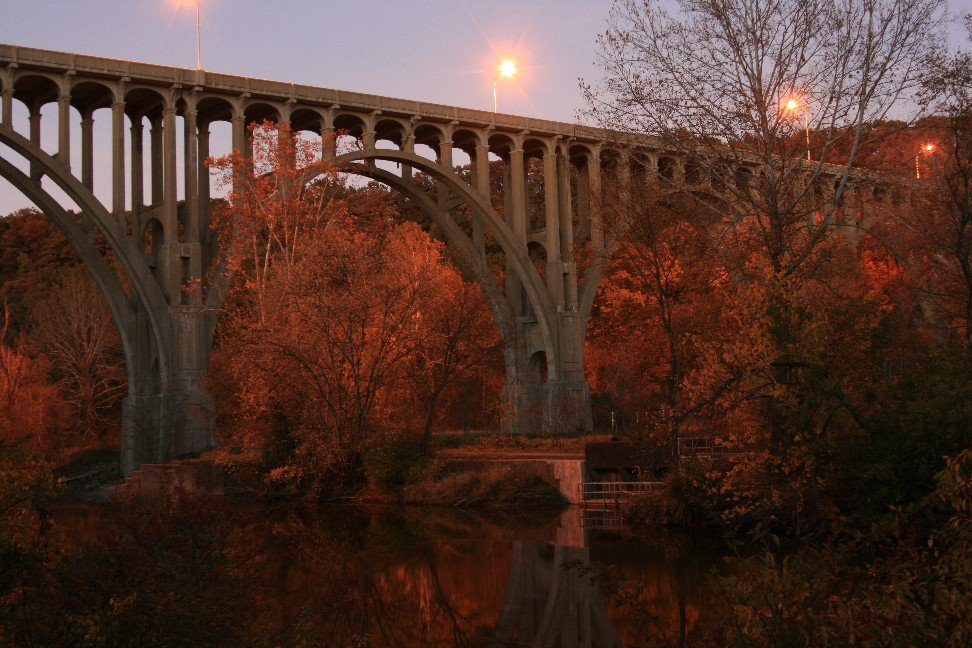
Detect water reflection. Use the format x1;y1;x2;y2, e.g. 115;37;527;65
492;541;620;647
41;501;721;647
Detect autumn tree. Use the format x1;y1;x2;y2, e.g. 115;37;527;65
0;208;82;335
407;265;499;452
585;0;947;529
587;1;943;404
0;305;67;449
918;15;972;346
31;270;126;439
208;122;503;489
593;188;722;456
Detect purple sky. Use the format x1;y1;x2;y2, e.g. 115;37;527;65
0;1;968;214
0;0;607;120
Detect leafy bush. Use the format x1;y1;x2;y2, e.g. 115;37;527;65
701;450;972;646
625;462;720;528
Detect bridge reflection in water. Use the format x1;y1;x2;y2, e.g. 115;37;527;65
47;502;717;646
491;541;621;647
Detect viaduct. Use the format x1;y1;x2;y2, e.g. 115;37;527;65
0;44;884;475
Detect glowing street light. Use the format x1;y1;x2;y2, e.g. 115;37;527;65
493;58;517;113
784;96;811;161
916;142;935;179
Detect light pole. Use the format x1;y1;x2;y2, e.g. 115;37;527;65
194;0;202;70
916;143;935;179
493;59;517;113
178;0;202;69
785;97;811;161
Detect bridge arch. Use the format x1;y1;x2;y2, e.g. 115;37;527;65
0;123;186;472
334;147;560;382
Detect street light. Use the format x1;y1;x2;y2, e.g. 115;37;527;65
195;0;201;70
177;0;203;69
493;59;517;113
784;96;811;161
916;142;935;179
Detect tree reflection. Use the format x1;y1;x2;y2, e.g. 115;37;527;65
5;498;719;646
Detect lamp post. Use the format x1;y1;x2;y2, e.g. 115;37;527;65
785;97;811;161
916;143;935;179
195;0;202;70
493;59;517;113
178;0;202;69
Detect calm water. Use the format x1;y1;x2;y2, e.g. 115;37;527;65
48;500;725;647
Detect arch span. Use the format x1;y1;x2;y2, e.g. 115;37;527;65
335;147;593;434
0;123;215;473
334;148;559;375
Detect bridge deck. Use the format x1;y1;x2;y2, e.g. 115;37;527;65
0;42;652;149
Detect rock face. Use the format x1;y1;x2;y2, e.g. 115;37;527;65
115;461;225;498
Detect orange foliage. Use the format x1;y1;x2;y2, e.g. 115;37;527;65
0;309;68;450
206;123;499;488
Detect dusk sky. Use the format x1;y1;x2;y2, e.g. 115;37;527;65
0;1;968;214
0;0;610;121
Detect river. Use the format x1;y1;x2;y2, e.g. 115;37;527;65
45;500;727;647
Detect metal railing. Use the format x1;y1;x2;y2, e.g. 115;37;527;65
581;481;663;500
581;509;627;530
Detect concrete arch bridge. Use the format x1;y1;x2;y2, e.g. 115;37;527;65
0;44;887;474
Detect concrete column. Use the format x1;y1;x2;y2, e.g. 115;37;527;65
180;109;208;304
362;130;376;149
81;111;94;190
112;101;126;216
150;116;163;205
158;107;184;305
618;151;631;205
162;107;178;239
130;117;144;225
402;133;415;180
57;94;71;168
1;89;11;127
28;105;41;181
198;123;211;247
510;148;530;317
575;162;590;244
542;147;563;305
322;127;335;161
588;153;603;254
183;108;203;304
437;139;459;225
469;144;489;254
231;115;246;157
510;148;527;237
184;108;199;244
557;145;577;310
438;139;453;168
475;145;491;198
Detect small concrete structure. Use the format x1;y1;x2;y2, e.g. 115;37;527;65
441;451;588;504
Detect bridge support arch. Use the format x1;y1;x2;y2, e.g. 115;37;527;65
0;123;215;475
337;147;593;435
